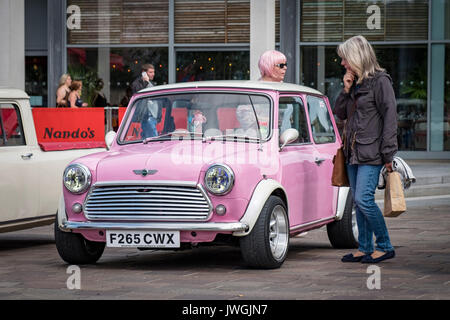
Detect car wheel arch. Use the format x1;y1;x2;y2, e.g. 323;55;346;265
233;179;289;237
271;188;288;210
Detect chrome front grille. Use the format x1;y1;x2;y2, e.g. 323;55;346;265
84;181;212;221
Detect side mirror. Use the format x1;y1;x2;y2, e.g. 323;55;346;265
105;131;116;150
279;128;299;151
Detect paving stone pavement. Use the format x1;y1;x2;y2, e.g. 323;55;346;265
0;197;449;300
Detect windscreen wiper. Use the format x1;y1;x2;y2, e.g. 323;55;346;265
143;130;203;144
202;134;260;142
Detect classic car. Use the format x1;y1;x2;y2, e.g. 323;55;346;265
55;81;357;268
0;88;105;233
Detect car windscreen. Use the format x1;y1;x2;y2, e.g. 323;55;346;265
118;92;271;144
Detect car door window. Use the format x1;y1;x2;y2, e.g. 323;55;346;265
279;96;310;144
0;103;25;147
306;96;336;144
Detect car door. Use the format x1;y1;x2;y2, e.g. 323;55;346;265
0;102;40;223
306;95;339;220
278;95;319;227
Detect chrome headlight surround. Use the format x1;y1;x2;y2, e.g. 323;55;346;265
63;163;92;194
204;164;235;195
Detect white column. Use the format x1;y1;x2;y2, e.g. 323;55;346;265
0;0;25;90
98;48;111;101
250;0;275;81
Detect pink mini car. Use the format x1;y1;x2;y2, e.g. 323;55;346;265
55;81;357;269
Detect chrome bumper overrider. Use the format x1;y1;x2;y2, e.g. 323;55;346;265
62;220;249;233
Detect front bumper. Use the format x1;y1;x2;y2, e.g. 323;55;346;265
61;220;249;233
58;187;249;236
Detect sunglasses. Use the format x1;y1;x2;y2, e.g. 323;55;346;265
275;63;287;69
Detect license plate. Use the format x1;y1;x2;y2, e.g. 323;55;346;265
106;230;180;248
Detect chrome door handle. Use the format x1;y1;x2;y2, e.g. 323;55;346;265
315;157;326;165
21;153;33;160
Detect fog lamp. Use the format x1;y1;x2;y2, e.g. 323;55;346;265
72;203;83;214
215;204;227;216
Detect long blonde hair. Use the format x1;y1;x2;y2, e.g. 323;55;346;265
337;35;384;84
58;73;71;88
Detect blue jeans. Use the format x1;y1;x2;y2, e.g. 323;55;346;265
141;116;158;139
346;164;394;254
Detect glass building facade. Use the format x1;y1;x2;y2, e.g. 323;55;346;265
23;0;450;157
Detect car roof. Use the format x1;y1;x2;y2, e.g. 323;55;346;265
0;88;29;100
139;80;323;96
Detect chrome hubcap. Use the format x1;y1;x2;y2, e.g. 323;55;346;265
269;205;289;260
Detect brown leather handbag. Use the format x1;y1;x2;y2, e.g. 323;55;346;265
331;99;357;187
331;146;349;187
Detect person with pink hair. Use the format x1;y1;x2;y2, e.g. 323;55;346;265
258;50;287;82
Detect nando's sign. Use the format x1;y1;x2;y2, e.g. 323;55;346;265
43;127;96;139
32;108;105;143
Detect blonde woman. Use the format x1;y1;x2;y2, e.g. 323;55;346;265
68;80;88;108
334;35;398;264
56;73;72;107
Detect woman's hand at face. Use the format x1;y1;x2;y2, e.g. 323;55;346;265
385;162;393;172
343;71;355;93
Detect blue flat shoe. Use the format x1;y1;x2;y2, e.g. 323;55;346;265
361;250;395;263
341;253;366;262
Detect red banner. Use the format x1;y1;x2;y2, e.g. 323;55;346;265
118;107;127;125
32;108;106;150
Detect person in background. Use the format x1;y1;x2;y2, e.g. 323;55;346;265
334;35;397;264
93;79;110;107
131;63;155;94
258;50;292;135
131;64;160;138
258;50;287;83
56;73;72;107
68;80;88;108
119;86;133;108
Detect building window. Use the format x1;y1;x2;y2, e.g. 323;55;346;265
444;44;450;151
432;0;450;40
301;45;427;151
175;0;250;43
176;51;249;82
67;48;168;106
174;0;280;43
67;0;169;45
300;0;428;42
25;56;47;107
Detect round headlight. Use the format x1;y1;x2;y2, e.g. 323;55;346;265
204;164;234;195
63;164;91;194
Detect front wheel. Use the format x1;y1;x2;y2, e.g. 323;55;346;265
239;196;289;269
54;216;105;264
326;191;358;248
